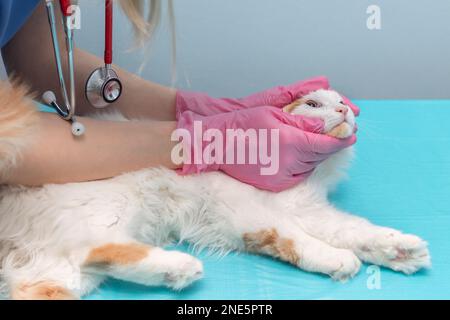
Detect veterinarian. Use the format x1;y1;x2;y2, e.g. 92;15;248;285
0;0;358;192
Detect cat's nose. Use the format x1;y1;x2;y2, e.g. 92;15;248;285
335;106;348;115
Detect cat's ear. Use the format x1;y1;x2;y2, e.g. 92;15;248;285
283;98;305;114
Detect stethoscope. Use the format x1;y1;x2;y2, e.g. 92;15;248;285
43;0;122;137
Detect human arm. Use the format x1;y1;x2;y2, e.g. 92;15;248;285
0;1;182;186
6;112;179;186
1;1;177;121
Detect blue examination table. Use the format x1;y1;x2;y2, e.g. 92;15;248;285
40;100;450;300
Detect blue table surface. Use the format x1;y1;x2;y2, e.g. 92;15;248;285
40;100;449;300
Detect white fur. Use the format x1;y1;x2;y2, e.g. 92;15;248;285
0;90;431;299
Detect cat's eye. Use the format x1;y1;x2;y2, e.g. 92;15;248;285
306;100;320;108
340;100;346;105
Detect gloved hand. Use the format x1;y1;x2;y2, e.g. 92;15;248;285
176;106;356;192
176;76;360;119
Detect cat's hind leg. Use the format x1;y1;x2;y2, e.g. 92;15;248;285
296;204;431;274
82;242;203;290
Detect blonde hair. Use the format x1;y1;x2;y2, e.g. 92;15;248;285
118;0;176;80
118;0;174;44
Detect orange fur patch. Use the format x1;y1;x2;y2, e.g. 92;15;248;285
243;229;300;265
84;243;151;266
0;80;38;181
12;282;75;300
327;122;350;138
282;99;304;114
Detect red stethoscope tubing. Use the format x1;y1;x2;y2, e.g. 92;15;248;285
105;0;113;65
59;0;113;66
59;0;71;17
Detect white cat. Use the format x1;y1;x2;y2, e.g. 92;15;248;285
0;87;430;300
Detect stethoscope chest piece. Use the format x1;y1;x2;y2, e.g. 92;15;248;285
45;0;121;135
86;66;122;108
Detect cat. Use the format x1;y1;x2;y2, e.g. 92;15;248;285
0;86;431;300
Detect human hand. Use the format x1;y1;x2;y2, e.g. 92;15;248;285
176;76;360;118
176;106;356;192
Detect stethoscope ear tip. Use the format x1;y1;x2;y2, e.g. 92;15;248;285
42;91;57;105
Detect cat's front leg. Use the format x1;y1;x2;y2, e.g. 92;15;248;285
241;223;361;282
296;205;431;274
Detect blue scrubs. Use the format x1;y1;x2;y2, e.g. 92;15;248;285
0;0;40;47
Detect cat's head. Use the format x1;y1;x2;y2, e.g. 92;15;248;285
283;89;355;138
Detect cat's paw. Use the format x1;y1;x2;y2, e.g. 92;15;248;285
328;249;361;282
359;229;431;274
163;253;204;290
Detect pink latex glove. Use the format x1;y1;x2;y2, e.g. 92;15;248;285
176;76;360;119
176;106;356;192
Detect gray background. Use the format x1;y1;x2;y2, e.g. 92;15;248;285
3;0;450;99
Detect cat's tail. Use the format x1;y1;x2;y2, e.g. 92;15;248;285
0;80;39;181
